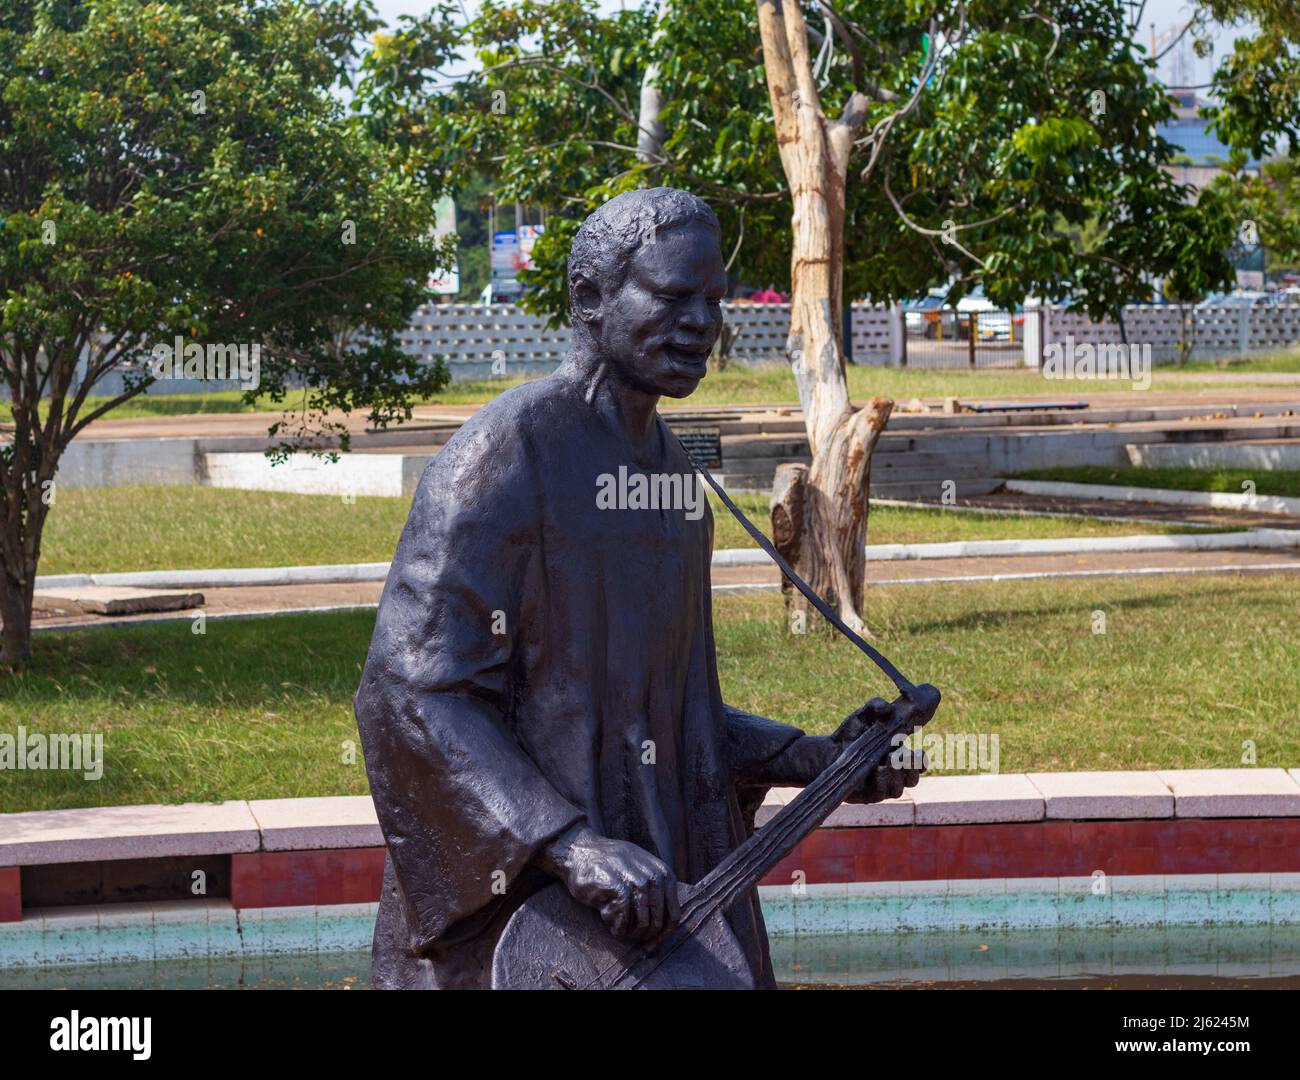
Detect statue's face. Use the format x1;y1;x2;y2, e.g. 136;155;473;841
591;220;726;398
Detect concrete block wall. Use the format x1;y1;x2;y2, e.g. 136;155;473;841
395;301;899;380
1044;300;1300;362
15;300;1299;403
201;452;422;498
1129;441;1300;470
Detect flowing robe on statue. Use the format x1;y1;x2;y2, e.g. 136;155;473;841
354;367;805;989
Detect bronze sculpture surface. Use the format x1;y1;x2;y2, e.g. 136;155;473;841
355;187;939;990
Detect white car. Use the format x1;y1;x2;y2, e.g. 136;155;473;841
955;293;1012;339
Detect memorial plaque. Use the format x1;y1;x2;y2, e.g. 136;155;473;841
674;425;722;469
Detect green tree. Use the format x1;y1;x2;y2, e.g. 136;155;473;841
452;172;494;302
452;1;1235;318
1211;154;1300;274
0;0;455;663
388;0;1241;632
1193;1;1300;284
1198;0;1300;161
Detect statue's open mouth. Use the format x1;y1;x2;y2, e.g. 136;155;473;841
665;344;710;373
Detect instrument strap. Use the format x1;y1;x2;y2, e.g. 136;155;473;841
675;432;914;695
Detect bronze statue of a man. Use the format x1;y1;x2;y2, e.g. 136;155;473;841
354;187;922;990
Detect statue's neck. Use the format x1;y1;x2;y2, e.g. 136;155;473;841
562;351;661;451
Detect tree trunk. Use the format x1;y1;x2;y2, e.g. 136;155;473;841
771;396;892;632
0;478;49;666
756;0;887;636
636;1;671;164
0;337;63;667
0;570;34;666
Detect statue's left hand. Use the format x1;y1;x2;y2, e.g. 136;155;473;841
827;697;926;804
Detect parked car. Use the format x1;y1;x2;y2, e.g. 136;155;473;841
955;292;1013;340
905;289;1019;340
1195;291;1269;309
903;294;945;335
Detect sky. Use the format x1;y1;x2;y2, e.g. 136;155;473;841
368;0;1252;93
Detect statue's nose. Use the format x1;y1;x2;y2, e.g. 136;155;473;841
678;297;714;332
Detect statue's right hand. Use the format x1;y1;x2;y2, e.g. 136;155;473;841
540;824;680;945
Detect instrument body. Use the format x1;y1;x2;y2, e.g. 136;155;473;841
491;881;754;990
492;683;940;990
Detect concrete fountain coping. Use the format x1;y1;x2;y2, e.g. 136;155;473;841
756;769;1300;828
4;770;1300;867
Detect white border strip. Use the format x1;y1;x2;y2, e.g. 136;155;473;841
713;561;1300;593
1006;477;1300;515
35;563;392;591
35;529;1290;591
715;527;1291;565
871;497;1204;528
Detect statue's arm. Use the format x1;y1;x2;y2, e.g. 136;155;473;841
723;701;924;801
723;703;826;785
357;633;587;960
356;431;588;957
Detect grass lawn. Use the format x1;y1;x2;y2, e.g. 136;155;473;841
1175;350;1300;374
69;348;1300;420
3;573;1296;812
467;349;1300;404
1016;465;1300;500
36;486;1226;576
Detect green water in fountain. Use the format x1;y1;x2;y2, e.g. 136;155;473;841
8;924;1300;990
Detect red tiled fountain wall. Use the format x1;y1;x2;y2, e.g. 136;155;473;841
5;818;1299;920
228;818;1300;910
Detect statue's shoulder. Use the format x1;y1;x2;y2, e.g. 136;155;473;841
413;374;580;504
443;374;583;452
476;373;581;433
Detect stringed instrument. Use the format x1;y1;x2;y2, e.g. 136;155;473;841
491;682;939;990
492;442;940;990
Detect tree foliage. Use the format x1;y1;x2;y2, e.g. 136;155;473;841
0;0;457;660
402;0;1239;324
1199;0;1300;161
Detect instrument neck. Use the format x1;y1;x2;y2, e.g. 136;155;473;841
675;717;908;936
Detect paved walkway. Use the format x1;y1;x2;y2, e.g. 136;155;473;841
76;385;1300;441
31;547;1300;632
1156;372;1300;385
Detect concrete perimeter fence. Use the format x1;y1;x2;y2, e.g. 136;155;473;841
50;298;1300;398
395;301;900;381
1036;299;1300;364
66;303;899;396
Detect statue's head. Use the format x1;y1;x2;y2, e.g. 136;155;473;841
568;187;725;398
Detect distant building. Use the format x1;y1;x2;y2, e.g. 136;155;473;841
1150;92;1269;290
1156;91;1257;193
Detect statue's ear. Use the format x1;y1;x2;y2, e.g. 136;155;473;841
570;273;602;325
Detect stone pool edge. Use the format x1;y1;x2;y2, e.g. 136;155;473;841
5;770;1300;970
6;875;1300;969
